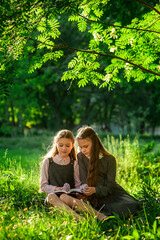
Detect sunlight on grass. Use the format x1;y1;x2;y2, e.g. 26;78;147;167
0;135;160;239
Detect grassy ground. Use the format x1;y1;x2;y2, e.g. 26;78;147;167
0;134;160;239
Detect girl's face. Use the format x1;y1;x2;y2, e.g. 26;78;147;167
57;138;73;159
77;138;92;158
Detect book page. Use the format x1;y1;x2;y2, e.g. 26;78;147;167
54;188;82;194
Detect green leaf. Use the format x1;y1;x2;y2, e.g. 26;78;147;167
132;229;140;239
153;220;157;234
122;236;134;239
10;184;15;190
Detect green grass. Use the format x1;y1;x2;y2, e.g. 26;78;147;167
0;135;160;239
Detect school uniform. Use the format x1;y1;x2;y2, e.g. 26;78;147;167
77;152;139;216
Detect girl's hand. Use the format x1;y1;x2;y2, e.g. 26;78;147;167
83;187;96;196
55;187;63;191
76;193;86;199
62;183;70;192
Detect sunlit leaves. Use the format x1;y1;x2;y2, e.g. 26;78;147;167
62;52;104;87
28;15;62;71
0;0;160;97
69;15;87;32
47;18;61;39
66;2;160;87
77;19;87;32
37;18;47;33
28;51;63;73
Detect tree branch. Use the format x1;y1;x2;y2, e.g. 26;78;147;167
133;0;160;15
58;45;160;76
23;14;45;51
73;11;160;34
29;38;160;77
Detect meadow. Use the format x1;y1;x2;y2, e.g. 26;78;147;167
0;134;159;239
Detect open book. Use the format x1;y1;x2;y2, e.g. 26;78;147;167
54;188;83;194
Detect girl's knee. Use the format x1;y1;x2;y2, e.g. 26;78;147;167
47;193;58;204
60;194;73;205
60;194;69;202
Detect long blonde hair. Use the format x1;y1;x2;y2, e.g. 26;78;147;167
43;129;76;161
76;126;111;186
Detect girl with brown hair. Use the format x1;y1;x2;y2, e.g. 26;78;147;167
75;126;139;217
60;126;139;220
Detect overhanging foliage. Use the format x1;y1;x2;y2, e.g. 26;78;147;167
0;0;160;97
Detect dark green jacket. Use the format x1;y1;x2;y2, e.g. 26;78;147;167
77;152;138;216
77;152;126;198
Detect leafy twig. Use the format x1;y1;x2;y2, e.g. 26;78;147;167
29;38;160;77
71;10;160;34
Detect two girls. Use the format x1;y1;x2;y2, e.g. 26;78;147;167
40;127;139;220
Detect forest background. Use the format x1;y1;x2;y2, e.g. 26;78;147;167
0;0;160;137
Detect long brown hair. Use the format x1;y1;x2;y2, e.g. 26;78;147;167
43;129;76;162
76;126;111;186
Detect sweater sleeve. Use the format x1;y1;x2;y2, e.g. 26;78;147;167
40;158;57;194
95;156;117;197
74;160;81;188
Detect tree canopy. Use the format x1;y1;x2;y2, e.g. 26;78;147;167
0;0;160;98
